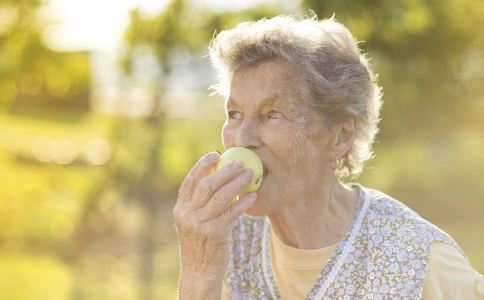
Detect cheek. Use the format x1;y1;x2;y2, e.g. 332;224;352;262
222;123;234;148
282;121;315;166
282;135;310;174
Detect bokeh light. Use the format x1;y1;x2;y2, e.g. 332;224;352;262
1;0;483;299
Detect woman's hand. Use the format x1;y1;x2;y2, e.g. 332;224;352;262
173;152;257;299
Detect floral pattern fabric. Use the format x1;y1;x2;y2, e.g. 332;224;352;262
224;184;467;299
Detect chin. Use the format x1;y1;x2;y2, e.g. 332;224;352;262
244;192;272;217
242;187;274;217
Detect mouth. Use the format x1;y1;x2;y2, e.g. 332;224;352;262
262;165;269;177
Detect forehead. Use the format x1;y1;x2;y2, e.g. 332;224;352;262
226;89;295;109
227;59;302;107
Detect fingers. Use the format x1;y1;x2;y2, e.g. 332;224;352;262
200;168;254;218
178;152;219;202
222;192;258;223
191;160;246;208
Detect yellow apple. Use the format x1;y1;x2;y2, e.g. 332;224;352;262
215;147;263;198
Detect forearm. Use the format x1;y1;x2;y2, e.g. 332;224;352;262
178;273;223;300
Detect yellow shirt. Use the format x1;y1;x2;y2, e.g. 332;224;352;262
221;227;484;299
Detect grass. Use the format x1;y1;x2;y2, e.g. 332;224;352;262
0;112;482;299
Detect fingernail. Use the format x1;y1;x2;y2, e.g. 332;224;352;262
247;192;257;203
232;160;244;169
214;149;221;154
208;152;219;160
244;168;253;177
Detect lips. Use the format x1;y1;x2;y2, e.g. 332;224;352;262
263;165;269;177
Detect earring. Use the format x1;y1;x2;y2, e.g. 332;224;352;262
330;155;340;169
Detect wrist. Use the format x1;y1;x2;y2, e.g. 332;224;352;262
178;273;223;300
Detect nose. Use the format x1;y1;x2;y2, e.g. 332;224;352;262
235;116;262;149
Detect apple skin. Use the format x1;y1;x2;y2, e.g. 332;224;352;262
215;147;263;196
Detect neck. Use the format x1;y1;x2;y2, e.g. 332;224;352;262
267;179;358;250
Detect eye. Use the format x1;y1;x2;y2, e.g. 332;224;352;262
227;110;242;120
267;110;282;120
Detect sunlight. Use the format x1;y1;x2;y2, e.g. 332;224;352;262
41;0;170;51
39;0;283;51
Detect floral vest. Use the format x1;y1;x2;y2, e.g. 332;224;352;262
224;183;467;299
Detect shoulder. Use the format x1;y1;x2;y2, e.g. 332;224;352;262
423;242;484;299
428;242;473;268
364;186;422;221
357;186;474;297
358;186;468;268
363;186;460;247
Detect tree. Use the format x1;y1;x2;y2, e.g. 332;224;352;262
302;0;484;139
0;0;90;115
112;1;282;298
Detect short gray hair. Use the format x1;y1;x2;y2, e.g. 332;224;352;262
209;15;383;180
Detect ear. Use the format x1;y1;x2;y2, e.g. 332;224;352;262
331;117;357;158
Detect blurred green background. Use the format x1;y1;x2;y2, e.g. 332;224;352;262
0;0;483;299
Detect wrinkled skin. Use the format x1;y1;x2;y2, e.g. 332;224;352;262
173;152;256;299
223;59;334;216
222;59;358;248
174;59;357;299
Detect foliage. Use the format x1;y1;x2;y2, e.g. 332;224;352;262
302;0;484;138
0;0;483;299
0;0;90;114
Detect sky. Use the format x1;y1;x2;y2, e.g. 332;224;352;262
41;0;277;52
38;0;293;117
41;0;170;51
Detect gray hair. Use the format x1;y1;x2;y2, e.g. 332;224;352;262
208;15;383;180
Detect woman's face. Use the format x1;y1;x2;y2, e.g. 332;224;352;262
222;59;337;215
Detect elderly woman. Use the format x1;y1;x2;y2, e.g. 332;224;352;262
173;15;484;299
